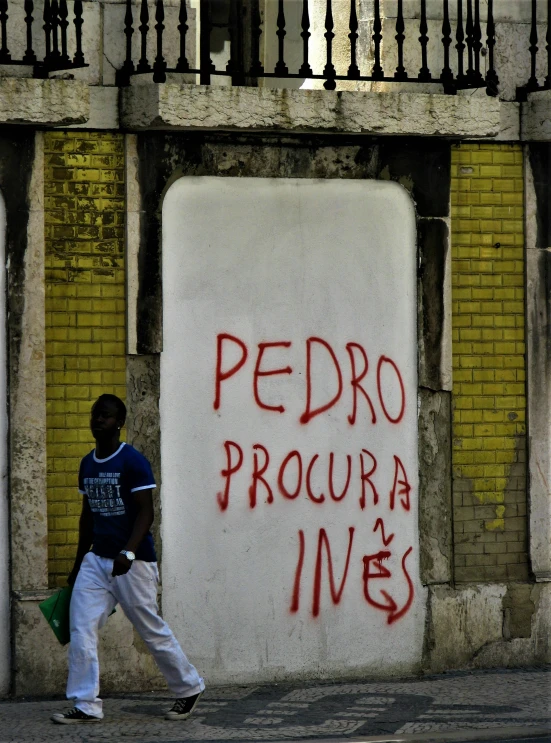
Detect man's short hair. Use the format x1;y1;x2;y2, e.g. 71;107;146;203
92;394;127;424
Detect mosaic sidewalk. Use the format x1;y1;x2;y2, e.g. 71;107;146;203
0;667;549;743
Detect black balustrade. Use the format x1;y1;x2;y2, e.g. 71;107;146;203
227;0;244;85
323;0;335;90
153;0;166;82
299;0;312;78
116;0;500;96
274;0;288;76
394;0;406;82
441;0;453;93
50;0;60;62
0;0;87;76
249;1;263;78
137;0;150;74
347;0;359;80
23;0;35;64
486;0;498;97
0;0;11;63
517;0;551;98
372;0;383;81
177;0;189;73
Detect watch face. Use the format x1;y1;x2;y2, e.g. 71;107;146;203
124;551;135;561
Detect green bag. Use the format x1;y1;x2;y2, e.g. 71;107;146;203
39;586;73;646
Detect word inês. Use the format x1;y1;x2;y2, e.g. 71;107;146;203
291;524;414;624
214;334;406;426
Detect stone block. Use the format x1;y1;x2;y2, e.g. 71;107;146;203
0;79;89;126
418;390;453;585
427;584;506;671
522;91;551;143
69;87;119;130
427;582;551;671
121;83;502;138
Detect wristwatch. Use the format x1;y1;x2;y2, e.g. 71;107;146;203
120;550;135;562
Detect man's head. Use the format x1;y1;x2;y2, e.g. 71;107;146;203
90;394;126;442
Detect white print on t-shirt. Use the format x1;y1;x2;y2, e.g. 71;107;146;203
84;472;125;517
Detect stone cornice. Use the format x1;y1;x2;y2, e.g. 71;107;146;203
121;83;502;139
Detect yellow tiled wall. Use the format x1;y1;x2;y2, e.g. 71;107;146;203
45;132;126;587
451;143;528;582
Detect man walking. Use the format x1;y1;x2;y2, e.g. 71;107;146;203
51;393;204;724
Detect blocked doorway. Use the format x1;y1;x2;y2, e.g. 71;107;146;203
160;176;424;683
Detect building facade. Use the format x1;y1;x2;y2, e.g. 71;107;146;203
1;0;550;695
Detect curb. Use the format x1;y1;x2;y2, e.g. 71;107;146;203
268;726;551;743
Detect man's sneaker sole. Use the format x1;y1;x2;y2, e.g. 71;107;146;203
51;711;102;724
165;691;204;721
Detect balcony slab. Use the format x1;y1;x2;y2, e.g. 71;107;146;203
121;83;501;138
522;90;551;142
0;78;89;126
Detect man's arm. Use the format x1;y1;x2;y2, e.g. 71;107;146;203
112;489;154;577
68;495;94;586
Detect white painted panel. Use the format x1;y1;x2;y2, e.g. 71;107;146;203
0;193;8;695
161;177;425;684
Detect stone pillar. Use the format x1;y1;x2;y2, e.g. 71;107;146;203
525;142;551;581
10;132;47;594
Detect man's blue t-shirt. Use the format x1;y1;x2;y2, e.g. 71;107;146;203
78;442;157;561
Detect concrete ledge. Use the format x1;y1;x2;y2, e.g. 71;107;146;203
121;83;502;137
0;78;89;126
522;90;551;142
272;728;551;743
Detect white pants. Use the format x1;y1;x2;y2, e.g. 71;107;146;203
68;552;204;718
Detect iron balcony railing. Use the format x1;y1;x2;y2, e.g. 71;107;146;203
116;0;499;97
517;0;550;100
0;0;86;77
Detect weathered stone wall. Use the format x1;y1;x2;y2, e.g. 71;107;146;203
6;126;551;695
120;84;501;138
0;2;538;143
425;582;551;672
0;189;7;697
3;129;46;697
0;0;546;702
525;142;551;582
11;131;165;697
128;132;453;668
7;131;47;596
125;132;550;683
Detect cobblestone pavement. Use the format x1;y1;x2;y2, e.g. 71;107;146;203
0;668;549;743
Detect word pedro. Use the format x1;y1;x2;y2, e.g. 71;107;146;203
217;442;412;513
214;334;405;425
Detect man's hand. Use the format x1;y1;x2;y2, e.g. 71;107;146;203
112;553;133;577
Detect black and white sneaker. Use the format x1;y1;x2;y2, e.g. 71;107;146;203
165;691;204;721
51;707;102;724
